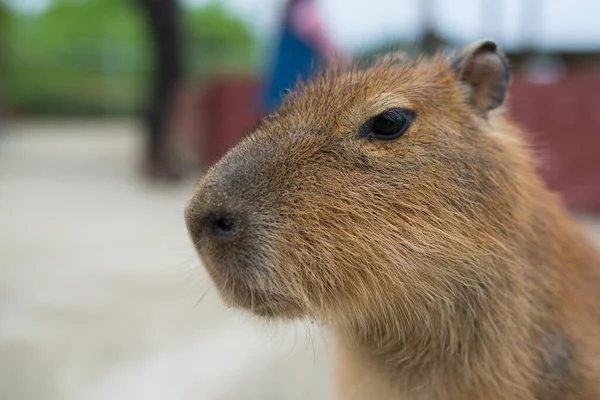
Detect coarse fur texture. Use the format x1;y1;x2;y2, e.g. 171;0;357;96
185;41;600;399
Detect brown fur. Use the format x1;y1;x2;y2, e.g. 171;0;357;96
185;41;600;399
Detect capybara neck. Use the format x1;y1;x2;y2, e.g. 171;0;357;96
334;192;599;397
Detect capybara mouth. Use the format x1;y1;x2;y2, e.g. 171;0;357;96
245;290;303;317
194;249;304;317
220;276;304;318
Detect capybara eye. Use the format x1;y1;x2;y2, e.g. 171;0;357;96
366;108;415;140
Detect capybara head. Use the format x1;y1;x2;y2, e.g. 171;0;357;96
185;41;535;329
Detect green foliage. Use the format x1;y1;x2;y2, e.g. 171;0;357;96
2;0;258;116
183;2;258;76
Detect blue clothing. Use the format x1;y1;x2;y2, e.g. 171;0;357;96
263;25;322;113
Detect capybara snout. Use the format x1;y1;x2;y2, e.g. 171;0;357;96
185;138;310;316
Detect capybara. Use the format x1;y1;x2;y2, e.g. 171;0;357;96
185;40;600;399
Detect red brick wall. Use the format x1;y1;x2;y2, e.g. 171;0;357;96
201;78;261;166
509;68;600;211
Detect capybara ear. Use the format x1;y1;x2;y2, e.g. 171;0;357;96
450;40;510;115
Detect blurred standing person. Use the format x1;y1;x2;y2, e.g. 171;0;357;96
262;0;341;113
135;0;183;181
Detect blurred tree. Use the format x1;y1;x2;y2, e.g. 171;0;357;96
5;0;148;115
417;0;447;55
184;2;257;76
3;0;257;116
0;1;9;109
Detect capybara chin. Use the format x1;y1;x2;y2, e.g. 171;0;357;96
185;40;600;399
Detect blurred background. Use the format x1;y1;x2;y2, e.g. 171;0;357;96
1;1;599;399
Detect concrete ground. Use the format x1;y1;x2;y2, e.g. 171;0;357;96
0;120;332;400
1;120;599;400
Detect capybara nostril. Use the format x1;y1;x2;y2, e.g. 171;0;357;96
208;212;238;238
184;193;244;243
